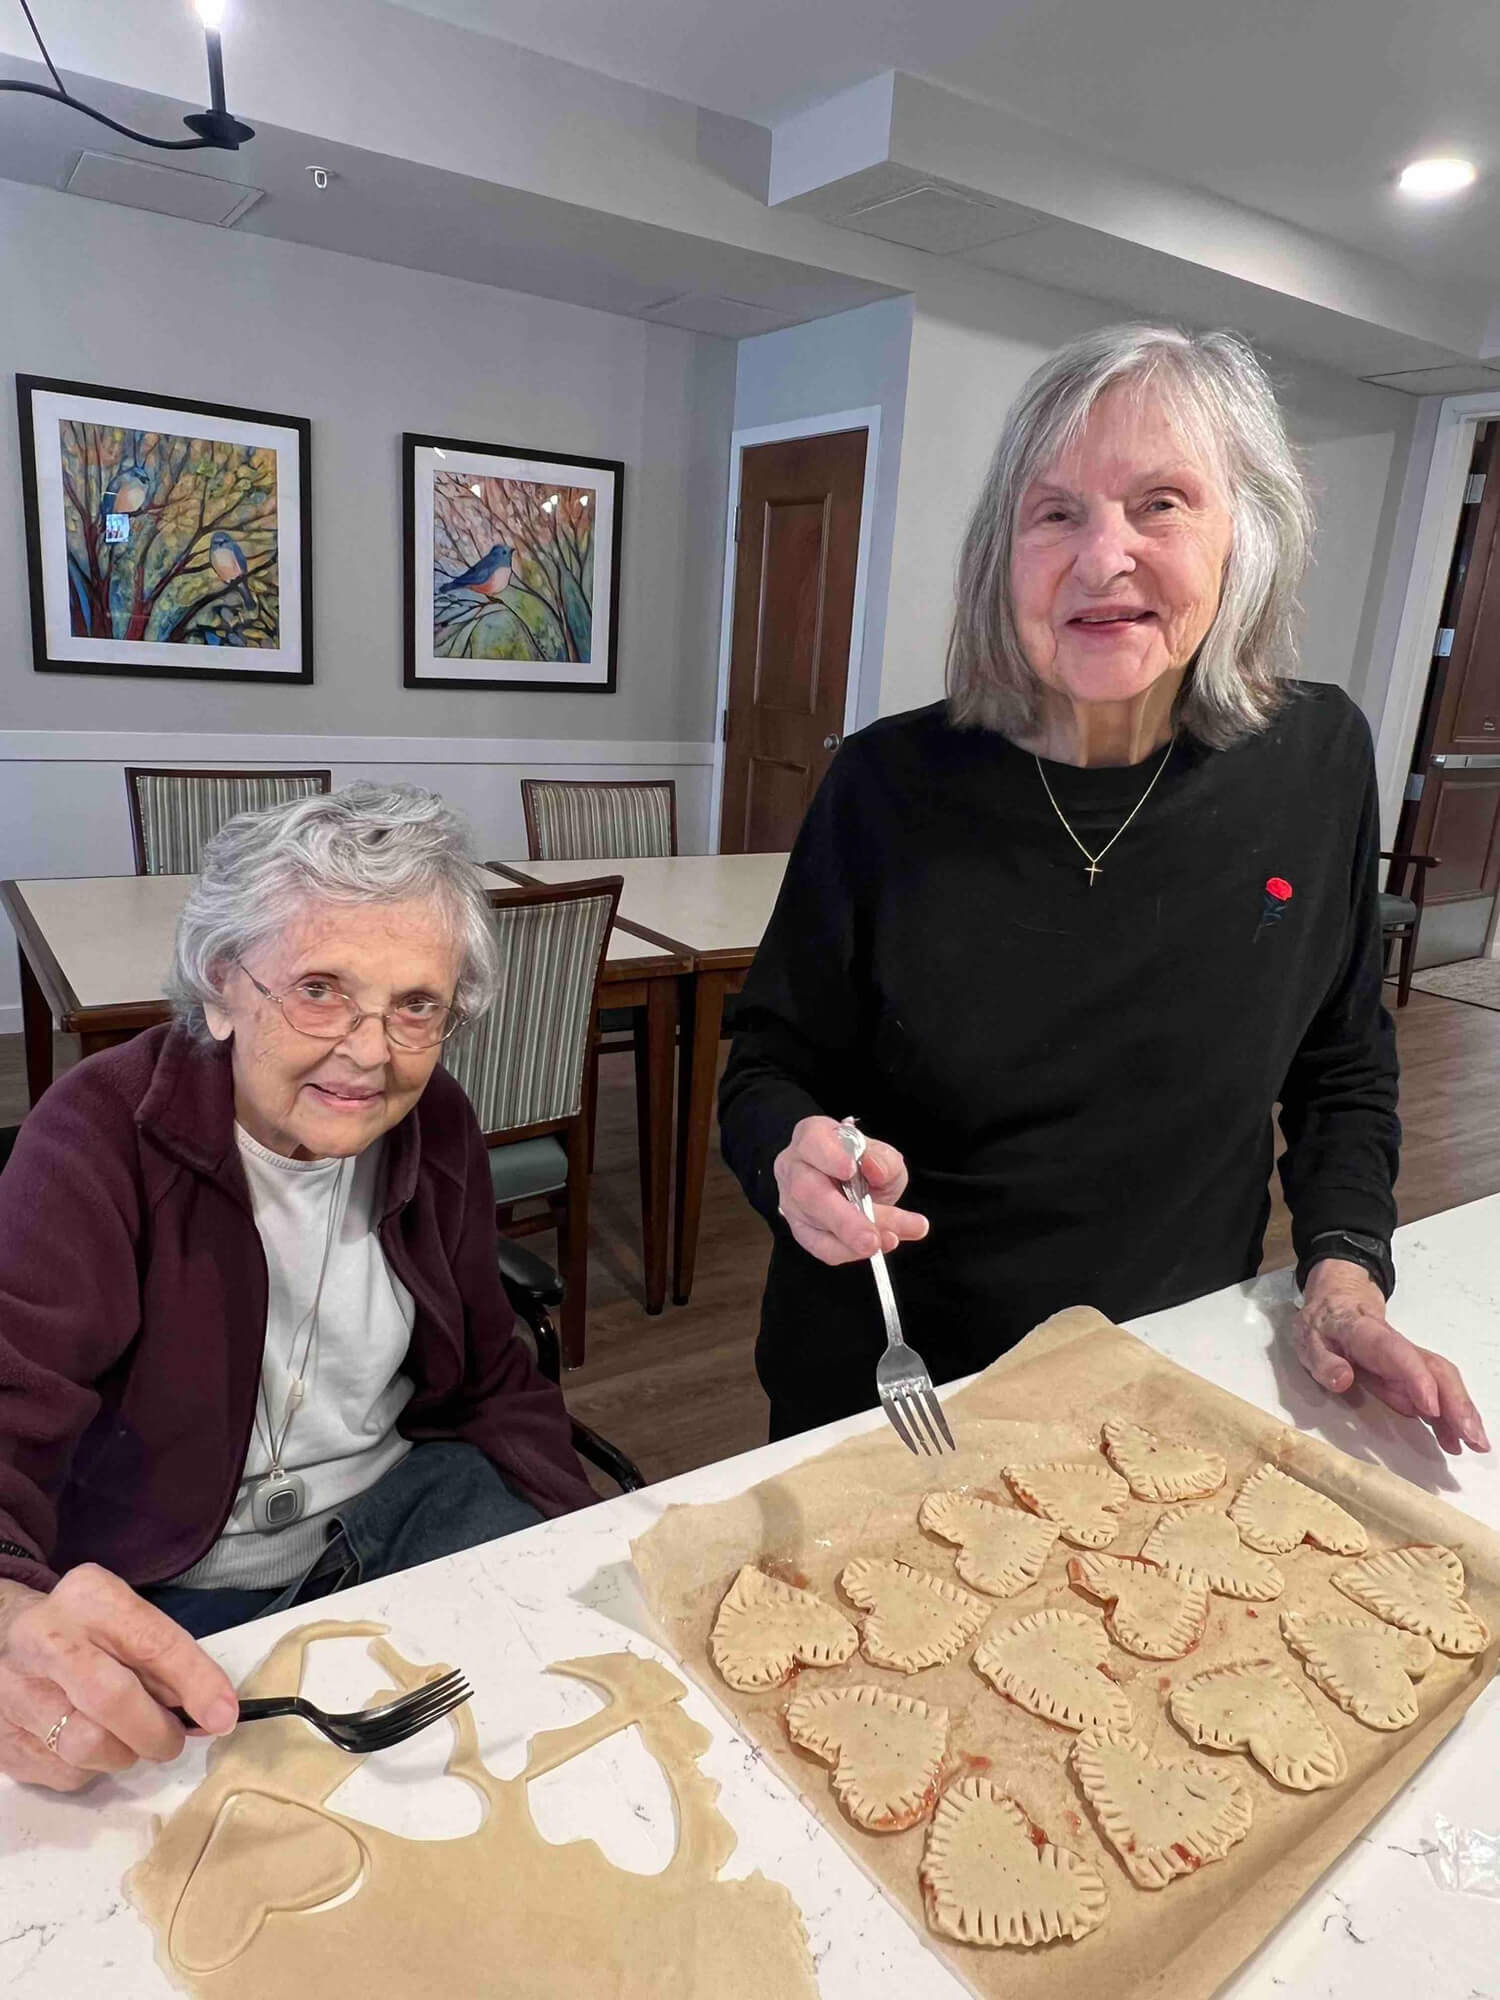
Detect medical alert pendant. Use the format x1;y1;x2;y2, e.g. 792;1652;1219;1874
252;1466;307;1533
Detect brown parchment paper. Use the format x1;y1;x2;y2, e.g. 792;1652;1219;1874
629;1308;1500;2000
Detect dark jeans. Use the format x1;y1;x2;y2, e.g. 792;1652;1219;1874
144;1441;543;1639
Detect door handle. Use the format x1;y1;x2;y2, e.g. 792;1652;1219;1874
823;734;841;751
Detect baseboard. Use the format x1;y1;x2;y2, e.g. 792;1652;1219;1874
0;1005;22;1038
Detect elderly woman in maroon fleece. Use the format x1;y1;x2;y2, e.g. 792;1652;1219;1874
0;784;595;1793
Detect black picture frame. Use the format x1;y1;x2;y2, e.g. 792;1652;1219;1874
403;431;623;694
16;373;313;685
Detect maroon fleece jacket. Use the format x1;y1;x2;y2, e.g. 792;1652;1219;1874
0;1024;596;1594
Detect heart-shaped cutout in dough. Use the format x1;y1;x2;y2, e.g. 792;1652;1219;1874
1169;1658;1347;1791
1002;1461;1130;1548
1071;1725;1253;1889
709;1565;858;1692
919;1778;1109;1947
1100;1419;1226;1502
840;1558;990;1673
1067;1552;1209;1660
170;1791;365;1973
1227;1464;1368;1556
1280;1609;1435;1730
919;1491;1059;1597
785;1683;949;1832
974;1607;1134;1733
1332;1544;1489;1657
1138;1507;1285;1600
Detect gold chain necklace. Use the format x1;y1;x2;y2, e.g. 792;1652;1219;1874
1034;735;1177;887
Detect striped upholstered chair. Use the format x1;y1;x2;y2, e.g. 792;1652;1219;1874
125;767;332;875
442;877;622;1369
521;778;677;861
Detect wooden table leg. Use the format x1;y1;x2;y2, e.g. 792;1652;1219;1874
672;967;730;1307
635;978;677;1314
18;946;53;1108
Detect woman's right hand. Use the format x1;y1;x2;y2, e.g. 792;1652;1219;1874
773;1116;930;1267
0;1564;239;1792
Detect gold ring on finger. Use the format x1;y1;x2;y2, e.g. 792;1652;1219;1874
43;1709;73;1756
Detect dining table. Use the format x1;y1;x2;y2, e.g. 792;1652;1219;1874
496;852;790;1305
3;1193;1497;1997
0;869;690;1314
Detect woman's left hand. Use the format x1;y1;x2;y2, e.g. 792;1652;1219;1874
1295;1259;1489;1454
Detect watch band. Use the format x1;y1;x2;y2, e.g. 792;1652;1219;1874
0;1538;40;1565
1296;1230;1395;1300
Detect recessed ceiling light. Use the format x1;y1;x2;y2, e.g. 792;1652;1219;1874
1398;157;1477;197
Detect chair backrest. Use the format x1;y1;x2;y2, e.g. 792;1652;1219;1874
521;778;677;861
125;767;332;875
442;877;622;1141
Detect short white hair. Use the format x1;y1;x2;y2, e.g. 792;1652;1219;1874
946;323;1314;748
167;782;500;1040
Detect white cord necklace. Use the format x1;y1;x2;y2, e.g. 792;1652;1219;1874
250;1155;348;1532
1034;734;1177;886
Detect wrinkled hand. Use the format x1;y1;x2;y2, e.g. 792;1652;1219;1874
0;1564;239;1792
1295;1260;1489;1455
773;1116;930;1267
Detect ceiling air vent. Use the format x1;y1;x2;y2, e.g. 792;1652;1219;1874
1360;363;1500;397
64;150;264;227
842;181;1045;254
640;294;789;337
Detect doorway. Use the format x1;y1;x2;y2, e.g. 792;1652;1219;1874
1393;420;1500;970
714;416;875;854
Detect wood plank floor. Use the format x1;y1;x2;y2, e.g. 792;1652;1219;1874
4;984;1499;1489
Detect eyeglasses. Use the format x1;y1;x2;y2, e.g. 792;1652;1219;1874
235;962;464;1051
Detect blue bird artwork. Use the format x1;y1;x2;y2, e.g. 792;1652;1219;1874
208;530;252;603
101;461;150;519
439;543;514;600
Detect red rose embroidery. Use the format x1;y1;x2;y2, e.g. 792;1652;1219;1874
1265;877;1293;902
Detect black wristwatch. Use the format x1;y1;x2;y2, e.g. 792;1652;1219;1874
1295;1230;1395;1301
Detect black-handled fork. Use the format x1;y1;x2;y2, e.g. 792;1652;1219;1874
171;1666;472;1753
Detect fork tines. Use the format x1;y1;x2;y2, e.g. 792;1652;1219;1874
359;1669;473;1748
880;1386;956;1457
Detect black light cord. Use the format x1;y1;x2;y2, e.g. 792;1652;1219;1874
0;0;255;151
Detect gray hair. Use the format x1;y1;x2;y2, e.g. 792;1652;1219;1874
167;782;501;1040
945;323;1313;748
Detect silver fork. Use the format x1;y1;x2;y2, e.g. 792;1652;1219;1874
836;1118;956;1457
170;1666;472;1753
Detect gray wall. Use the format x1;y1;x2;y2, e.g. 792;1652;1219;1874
733;296;913;728
0;176;737;743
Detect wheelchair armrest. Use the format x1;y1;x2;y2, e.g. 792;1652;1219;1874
496;1236;566;1310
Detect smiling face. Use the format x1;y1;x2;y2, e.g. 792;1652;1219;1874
1010;385;1234;716
204;896;463;1160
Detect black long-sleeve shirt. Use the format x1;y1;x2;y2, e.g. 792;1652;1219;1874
719;685;1399;1436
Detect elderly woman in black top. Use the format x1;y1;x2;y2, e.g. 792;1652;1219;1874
720;322;1487;1456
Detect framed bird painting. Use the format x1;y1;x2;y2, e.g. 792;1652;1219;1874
403;432;622;692
15;375;312;684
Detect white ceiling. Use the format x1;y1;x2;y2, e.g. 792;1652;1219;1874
394;0;1500;292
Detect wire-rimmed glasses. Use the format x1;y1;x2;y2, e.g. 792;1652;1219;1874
235;962;464;1051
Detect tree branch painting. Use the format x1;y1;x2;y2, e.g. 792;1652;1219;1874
431;470;595;663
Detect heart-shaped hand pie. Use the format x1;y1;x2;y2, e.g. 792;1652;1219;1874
1100;1420;1226;1501
1280;1609;1435;1730
785;1683;949;1832
919;1778;1110;1947
974;1607;1134;1733
709;1565;859;1691
170;1791;365;1974
1071;1726;1253;1889
1332;1544;1490;1657
1067;1552;1209;1660
1002;1461;1130;1548
1138;1507;1285;1600
840;1558;990;1672
919;1491;1059;1597
1169;1658;1348;1791
1228;1464;1368;1556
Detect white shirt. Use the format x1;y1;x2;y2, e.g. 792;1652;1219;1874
173;1127;416;1590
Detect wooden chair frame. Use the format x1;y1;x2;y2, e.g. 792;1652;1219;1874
520;777;679;862
124;766;332;876
473;876;623;1369
1380;847;1440;1008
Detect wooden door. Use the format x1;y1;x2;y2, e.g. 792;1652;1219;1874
718;427;868;854
1400;423;1500;966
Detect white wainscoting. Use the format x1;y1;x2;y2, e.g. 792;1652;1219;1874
0;732;716;1035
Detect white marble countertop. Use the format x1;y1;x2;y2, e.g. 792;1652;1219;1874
3;1195;1498;1997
